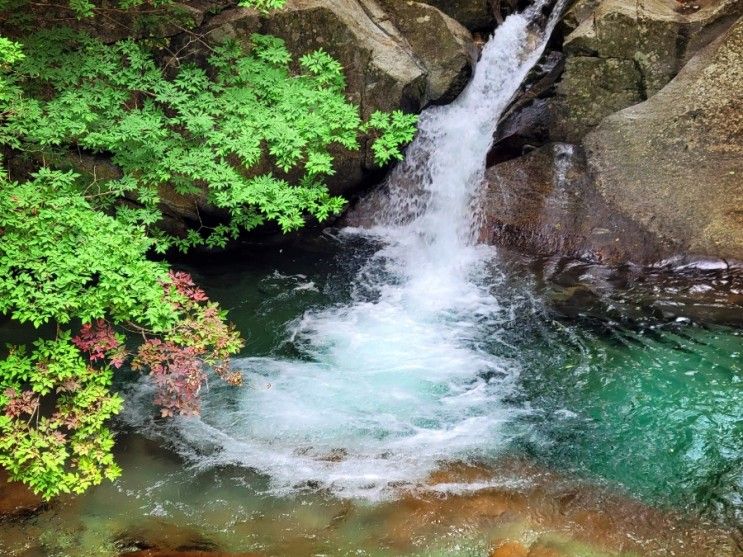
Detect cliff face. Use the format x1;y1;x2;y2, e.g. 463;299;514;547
482;0;743;265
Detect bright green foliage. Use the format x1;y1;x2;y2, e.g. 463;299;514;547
0;168;178;329
0;335;123;498
0;0;417;499
0;0;284;19
365;110;420;165
3;29;415;249
0;166;245;498
238;0;285;10
0;36;22;104
0;37;23;66
0;167;164;499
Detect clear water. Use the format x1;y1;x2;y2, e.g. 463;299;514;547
0;242;741;556
1;2;742;555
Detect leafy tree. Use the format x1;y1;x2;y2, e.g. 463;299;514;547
0;0;282;19
0;167;243;497
4;29;416;249
0;0;417;499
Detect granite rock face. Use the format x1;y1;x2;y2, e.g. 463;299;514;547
583;16;743;260
550;0;742;141
477;0;743;266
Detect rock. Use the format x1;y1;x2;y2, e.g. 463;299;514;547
121;549;260;557
489;541;529;557
549;0;743;142
232;0;477;116
418;0;497;30
376;0;478;104
0;469;44;518
484;17;743;265
159;0;476;220
527;547;563;557
549;55;643;142
564;0;742;93
489;50;565;164
481;143;667;264
560;0;603;32
527;255;743;326
583;17;743;260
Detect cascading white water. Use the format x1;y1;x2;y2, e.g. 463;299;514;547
128;0;566;499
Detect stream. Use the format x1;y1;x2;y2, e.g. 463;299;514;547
1;1;742;555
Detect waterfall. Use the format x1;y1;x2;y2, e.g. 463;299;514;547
356;0;566;314
131;0;568;499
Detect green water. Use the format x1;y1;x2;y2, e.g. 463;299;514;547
0;240;741;556
511;319;742;520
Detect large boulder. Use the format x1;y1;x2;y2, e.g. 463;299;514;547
254;0;476;115
483;16;743;265
583;16;743;260
550;0;742;142
375;0;478;104
481;143;668;263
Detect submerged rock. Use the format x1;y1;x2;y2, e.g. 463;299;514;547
121;549;261;557
489;541;529;556
0;469;44;519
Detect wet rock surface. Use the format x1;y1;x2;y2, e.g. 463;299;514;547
504;251;743;326
483;2;743;266
482;143;669;264
488;0;743;153
123;551;262;557
375;0;478;105
0;469;44;519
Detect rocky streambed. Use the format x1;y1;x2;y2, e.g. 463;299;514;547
1;1;742;556
1;238;741;557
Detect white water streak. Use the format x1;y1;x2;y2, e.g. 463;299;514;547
129;0;566;499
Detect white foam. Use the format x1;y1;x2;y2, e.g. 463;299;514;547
125;0;567;499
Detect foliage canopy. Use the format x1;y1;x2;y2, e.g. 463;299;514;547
0;0;418;498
